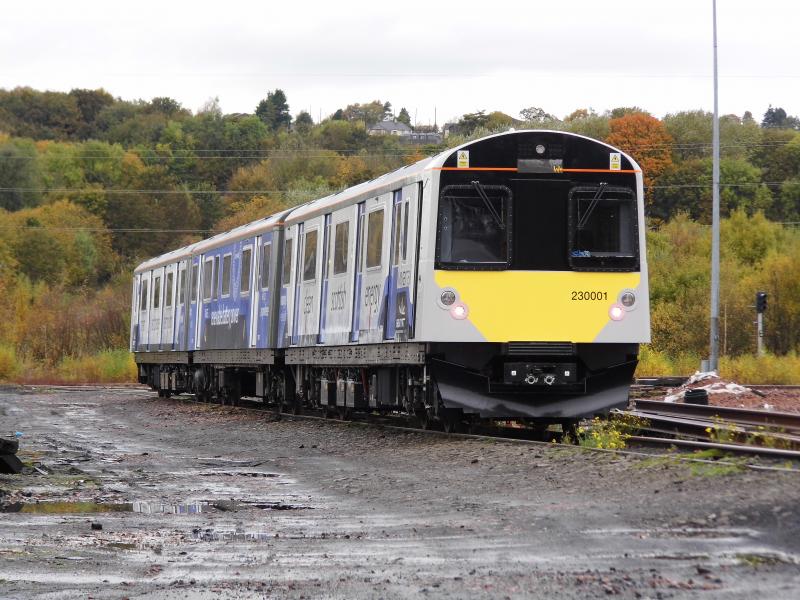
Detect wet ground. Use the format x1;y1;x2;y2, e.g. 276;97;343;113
1;387;799;599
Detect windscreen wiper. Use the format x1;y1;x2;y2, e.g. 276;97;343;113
471;181;505;229
577;182;608;230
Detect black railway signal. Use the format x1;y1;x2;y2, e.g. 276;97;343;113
756;291;768;313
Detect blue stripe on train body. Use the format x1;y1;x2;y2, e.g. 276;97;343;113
199;237;254;350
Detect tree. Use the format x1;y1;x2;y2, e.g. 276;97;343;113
68;88;114;138
609;106;647;119
606;112;673;200
294;111;314;134
331;108;345;121
457;111;490;135
341;101;386;126
148;97;186;116
761;105;800;129
562;109;609;140
397;107;411;126
0;139;42;211
255;89;291;131
382;101;393;119
519;106;555;123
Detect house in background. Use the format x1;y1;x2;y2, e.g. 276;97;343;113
368;119;443;144
368;119;413;137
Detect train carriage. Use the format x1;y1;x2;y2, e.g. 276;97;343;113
132;130;650;427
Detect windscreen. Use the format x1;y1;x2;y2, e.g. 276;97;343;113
437;184;511;267
569;186;638;270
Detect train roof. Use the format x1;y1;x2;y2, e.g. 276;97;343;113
134;130;639;273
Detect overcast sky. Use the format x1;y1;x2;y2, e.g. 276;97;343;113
1;0;798;125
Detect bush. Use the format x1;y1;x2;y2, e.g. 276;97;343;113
0;344;19;380
54;350;137;383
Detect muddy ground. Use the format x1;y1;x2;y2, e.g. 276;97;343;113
1;387;799;599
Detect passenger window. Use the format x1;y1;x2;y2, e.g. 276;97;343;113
333;221;349;275
366;209;384;269
402;201;409;261
153;276;161;309
203;259;213;301
213;256;220;299
261;243;272;289
178;269;186;304
241;248;252;294
392;203;401;266
282;239;293;285
357;211;366;271
191;264;198;303
140;280;148;311
165;272;174;307
221;254;232;296
303;230;318;282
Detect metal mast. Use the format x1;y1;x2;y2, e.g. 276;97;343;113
709;0;721;372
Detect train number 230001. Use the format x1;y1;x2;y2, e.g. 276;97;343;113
571;290;608;301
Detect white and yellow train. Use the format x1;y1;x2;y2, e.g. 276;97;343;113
131;130;650;428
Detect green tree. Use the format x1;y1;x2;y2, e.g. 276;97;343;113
0;139;42;210
397;107;411;126
255;89;291;131
294;111;314;134
68;88;115;138
762;105;800;129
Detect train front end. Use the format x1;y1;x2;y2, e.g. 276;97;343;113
420;130;649;419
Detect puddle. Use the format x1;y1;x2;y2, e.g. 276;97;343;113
192;527;276;542
583;527;757;540
198;471;280;478
1;501;131;514
1;499;310;514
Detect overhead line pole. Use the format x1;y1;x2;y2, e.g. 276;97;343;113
709;0;721;372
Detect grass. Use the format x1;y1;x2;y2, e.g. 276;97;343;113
7;349;137;385
636;346;800;384
635;448;747;477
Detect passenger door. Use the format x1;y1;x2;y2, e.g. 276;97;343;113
295;217;323;346
148;267;164;350
322;206;357;345
160;263;177;350
354;194;391;344
278;226;296;348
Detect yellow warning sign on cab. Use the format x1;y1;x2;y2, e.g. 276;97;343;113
457;150;469;168
609;152;621;171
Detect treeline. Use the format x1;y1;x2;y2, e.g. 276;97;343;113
0;86;798;381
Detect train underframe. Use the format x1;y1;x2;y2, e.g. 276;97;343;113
136;342;638;431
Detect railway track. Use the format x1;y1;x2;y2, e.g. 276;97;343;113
619;398;800;459
164;392;800;469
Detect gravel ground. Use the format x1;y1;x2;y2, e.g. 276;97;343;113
1;387;799;599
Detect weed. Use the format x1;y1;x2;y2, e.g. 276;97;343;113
575;413;649;450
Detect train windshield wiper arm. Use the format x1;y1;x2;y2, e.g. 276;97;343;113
471;181;505;229
577;182;608;230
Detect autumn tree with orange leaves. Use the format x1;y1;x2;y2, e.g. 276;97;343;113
605;112;673;203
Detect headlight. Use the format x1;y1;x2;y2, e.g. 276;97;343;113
450;303;469;320
609;304;625;321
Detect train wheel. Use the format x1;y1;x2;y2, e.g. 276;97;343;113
442;418;463;434
337;407;351;421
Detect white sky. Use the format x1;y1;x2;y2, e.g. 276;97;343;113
1;0;798;126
